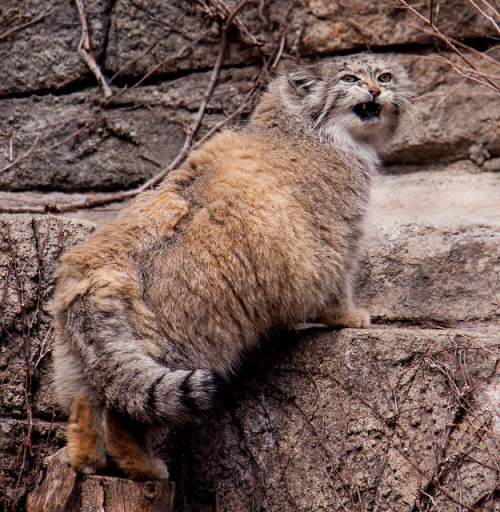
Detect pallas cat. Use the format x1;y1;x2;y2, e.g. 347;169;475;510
53;53;412;480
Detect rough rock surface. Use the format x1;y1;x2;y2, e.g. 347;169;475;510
0;67;255;191
386;55;500;166
2;0;493;96
361;222;500;325
0;0;499;511
0;215;93;508
165;327;499;511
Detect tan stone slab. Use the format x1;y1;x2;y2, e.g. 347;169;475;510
360;221;499;325
372;167;500;225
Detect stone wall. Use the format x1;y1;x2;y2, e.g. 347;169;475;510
1;1;499;510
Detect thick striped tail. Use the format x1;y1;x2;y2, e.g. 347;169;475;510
59;295;223;425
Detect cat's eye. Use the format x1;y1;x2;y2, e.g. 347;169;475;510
378;73;392;83
341;75;359;83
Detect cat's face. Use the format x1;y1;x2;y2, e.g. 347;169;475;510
286;53;413;149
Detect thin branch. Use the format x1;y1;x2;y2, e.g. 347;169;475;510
130;30;210;90
397;0;500;93
129;1;249;194
478;0;500;19
416;24;500;69
184;32;279;151
329;373;481;512
272;34;286;68
428;325;499;359
0;134;40;174
445;436;500;473
432;55;500;80
208;0;262;46
74;0;112;98
437;56;500;91
109;36;164;84
0;62;269;215
466;0;500;36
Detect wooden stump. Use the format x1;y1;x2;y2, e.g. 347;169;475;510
26;448;175;512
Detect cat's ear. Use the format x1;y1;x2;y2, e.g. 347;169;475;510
288;65;322;97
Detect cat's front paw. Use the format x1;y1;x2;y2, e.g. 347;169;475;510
321;308;371;329
338;309;371;328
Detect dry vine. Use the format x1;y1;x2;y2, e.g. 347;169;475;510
1;2;499;510
0;219;61;511
0;2;69;42
2;1;498;217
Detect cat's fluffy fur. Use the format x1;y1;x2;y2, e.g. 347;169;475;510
53;53;412;480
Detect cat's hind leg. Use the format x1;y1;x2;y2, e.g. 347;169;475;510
67;396;169;480
105;410;169;480
53;343;109;474
67;395;108;475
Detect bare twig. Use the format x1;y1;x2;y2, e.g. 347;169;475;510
428;325;499;359
328;371;484;512
0;106;98;174
74;0;112;98
478;0;500;19
434;54;500;79
277;387;354;505
202;0;262;46
123;1;250;194
416;24;500;71
3;227;34;490
488;279;500;308
0;219;64;509
188;56;271;150
272;34;286;68
397;0;500;93
445;436;500;472
335;387;360;511
443;422;500;437
466;0;500;36
109;36;164;84
129;30;210;90
0;134;41;174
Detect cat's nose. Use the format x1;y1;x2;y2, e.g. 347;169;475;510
368;87;381;98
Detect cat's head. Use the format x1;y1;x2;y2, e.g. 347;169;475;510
283;53;413;150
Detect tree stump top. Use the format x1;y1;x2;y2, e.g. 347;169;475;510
26;448;175;512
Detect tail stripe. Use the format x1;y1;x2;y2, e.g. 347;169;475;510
179;370;199;417
145;372;166;416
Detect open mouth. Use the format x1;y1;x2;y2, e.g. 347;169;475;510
353;101;381;121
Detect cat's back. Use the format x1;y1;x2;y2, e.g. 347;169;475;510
55;129;318;300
